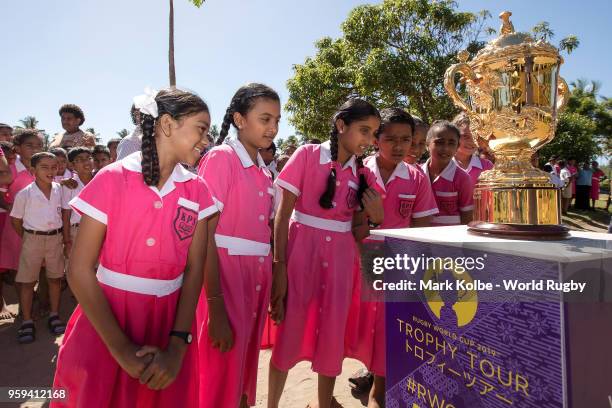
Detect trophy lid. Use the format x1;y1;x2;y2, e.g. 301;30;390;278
470;11;561;64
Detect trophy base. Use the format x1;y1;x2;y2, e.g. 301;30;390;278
470;182;569;240
468;221;570;240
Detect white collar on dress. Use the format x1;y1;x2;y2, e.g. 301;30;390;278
453;154;482;173
15;156;27;172
422;158;456;182
365;155;410;191
121;151;196;197
319;141;357;177
225;137;266;169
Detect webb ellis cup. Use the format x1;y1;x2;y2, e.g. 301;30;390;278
444;11;570;238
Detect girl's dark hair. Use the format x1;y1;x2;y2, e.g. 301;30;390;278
68;147;92;162
31;152;56;168
319;98;380;209
425;120;461;145
451;112;470;127
59;104;85;125
377;108;415;138
13;129;41;146
138;88;209;186
217;83;280;145
412;116;429;133
49;147;68;159
0;141;13;155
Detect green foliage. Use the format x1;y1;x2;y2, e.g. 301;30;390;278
539;79;611;164
189;0;205;7
286;0;491;140
531;21;579;55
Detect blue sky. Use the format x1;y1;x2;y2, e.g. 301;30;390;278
1;0;610;146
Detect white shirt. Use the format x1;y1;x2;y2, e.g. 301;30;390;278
62;173;87;224
10;182;63;231
116;127;143;160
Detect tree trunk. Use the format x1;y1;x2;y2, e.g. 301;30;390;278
169;0;176;87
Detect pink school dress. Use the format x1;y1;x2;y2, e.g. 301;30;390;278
52;152;217;408
591;169;605;200
0;157;35;271
196;138;274;408
345;155;438;376
422;159;474;226
271;142;377;377
453;155;493;186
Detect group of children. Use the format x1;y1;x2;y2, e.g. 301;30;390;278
0;84;488;408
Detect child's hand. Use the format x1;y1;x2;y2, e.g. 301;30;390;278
112;342;155;379
208;301;234;353
270;262;287;323
136;345;183;390
61;178;78;189
63;241;72;258
361;188;384;225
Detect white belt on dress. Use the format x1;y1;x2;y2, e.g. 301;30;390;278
432;215;461;225
215;234;271;256
291;210;352;233
96;265;183;297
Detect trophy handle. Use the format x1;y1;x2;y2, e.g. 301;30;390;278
556;77;569;112
444;62;477;113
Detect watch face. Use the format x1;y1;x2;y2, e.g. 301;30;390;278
187;333;193;344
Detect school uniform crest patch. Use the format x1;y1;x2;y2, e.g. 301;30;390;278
173;206;197;241
398;199;413;218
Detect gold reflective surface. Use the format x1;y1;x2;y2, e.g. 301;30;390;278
444;11;568;228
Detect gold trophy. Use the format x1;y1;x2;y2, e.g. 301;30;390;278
444;11;569;238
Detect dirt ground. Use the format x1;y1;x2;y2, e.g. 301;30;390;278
0;286;366;408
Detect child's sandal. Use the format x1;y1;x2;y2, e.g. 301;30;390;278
17;322;36;344
48;316;66;335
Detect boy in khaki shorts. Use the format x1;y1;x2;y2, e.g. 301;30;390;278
10;152;67;343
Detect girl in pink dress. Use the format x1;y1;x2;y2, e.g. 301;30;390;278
268;98;384;408
196;83;281;408
0;130;41;272
422;121;474;226
345;108;438;408
52;88;217;408
0;143;13;320
591;160;606;208
451;112;494;185
403;116;429;171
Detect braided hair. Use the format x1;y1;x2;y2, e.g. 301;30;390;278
139;88;209;186
217;83;280;145
425;120;461;145
319;98;380;209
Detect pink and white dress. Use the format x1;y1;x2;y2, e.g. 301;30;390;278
52;152;217;408
453;155;493;186
196;138;275;408
271;142;376;377
422;159;474;226
0;157;35;271
345;156;438;376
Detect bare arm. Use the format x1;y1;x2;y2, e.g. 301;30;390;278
0;155;11;185
68;214;151;378
10;217;23;237
460;211;473;225
411;216;432;228
270;189;297;323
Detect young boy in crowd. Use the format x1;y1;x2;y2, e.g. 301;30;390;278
106;138;121;162
50;104;96;149
49;147;72;182
10;152;67;343
92;144;111;173
61;147;94;256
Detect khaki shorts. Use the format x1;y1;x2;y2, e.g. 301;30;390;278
16;232;65;283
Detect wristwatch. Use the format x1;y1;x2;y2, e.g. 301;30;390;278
169;330;193;344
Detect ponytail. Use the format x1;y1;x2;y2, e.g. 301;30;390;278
319;128;339;208
140;114;160;186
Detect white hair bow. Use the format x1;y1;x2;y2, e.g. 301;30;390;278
133;87;160;118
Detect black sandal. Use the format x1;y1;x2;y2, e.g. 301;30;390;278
17;322;36;344
348;368;374;394
48;315;66;335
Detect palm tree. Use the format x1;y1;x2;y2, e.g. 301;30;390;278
532;21;554;42
19;116;39;129
559;35;579;55
169;0;206;87
86;127;101;143
117;129;130;138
